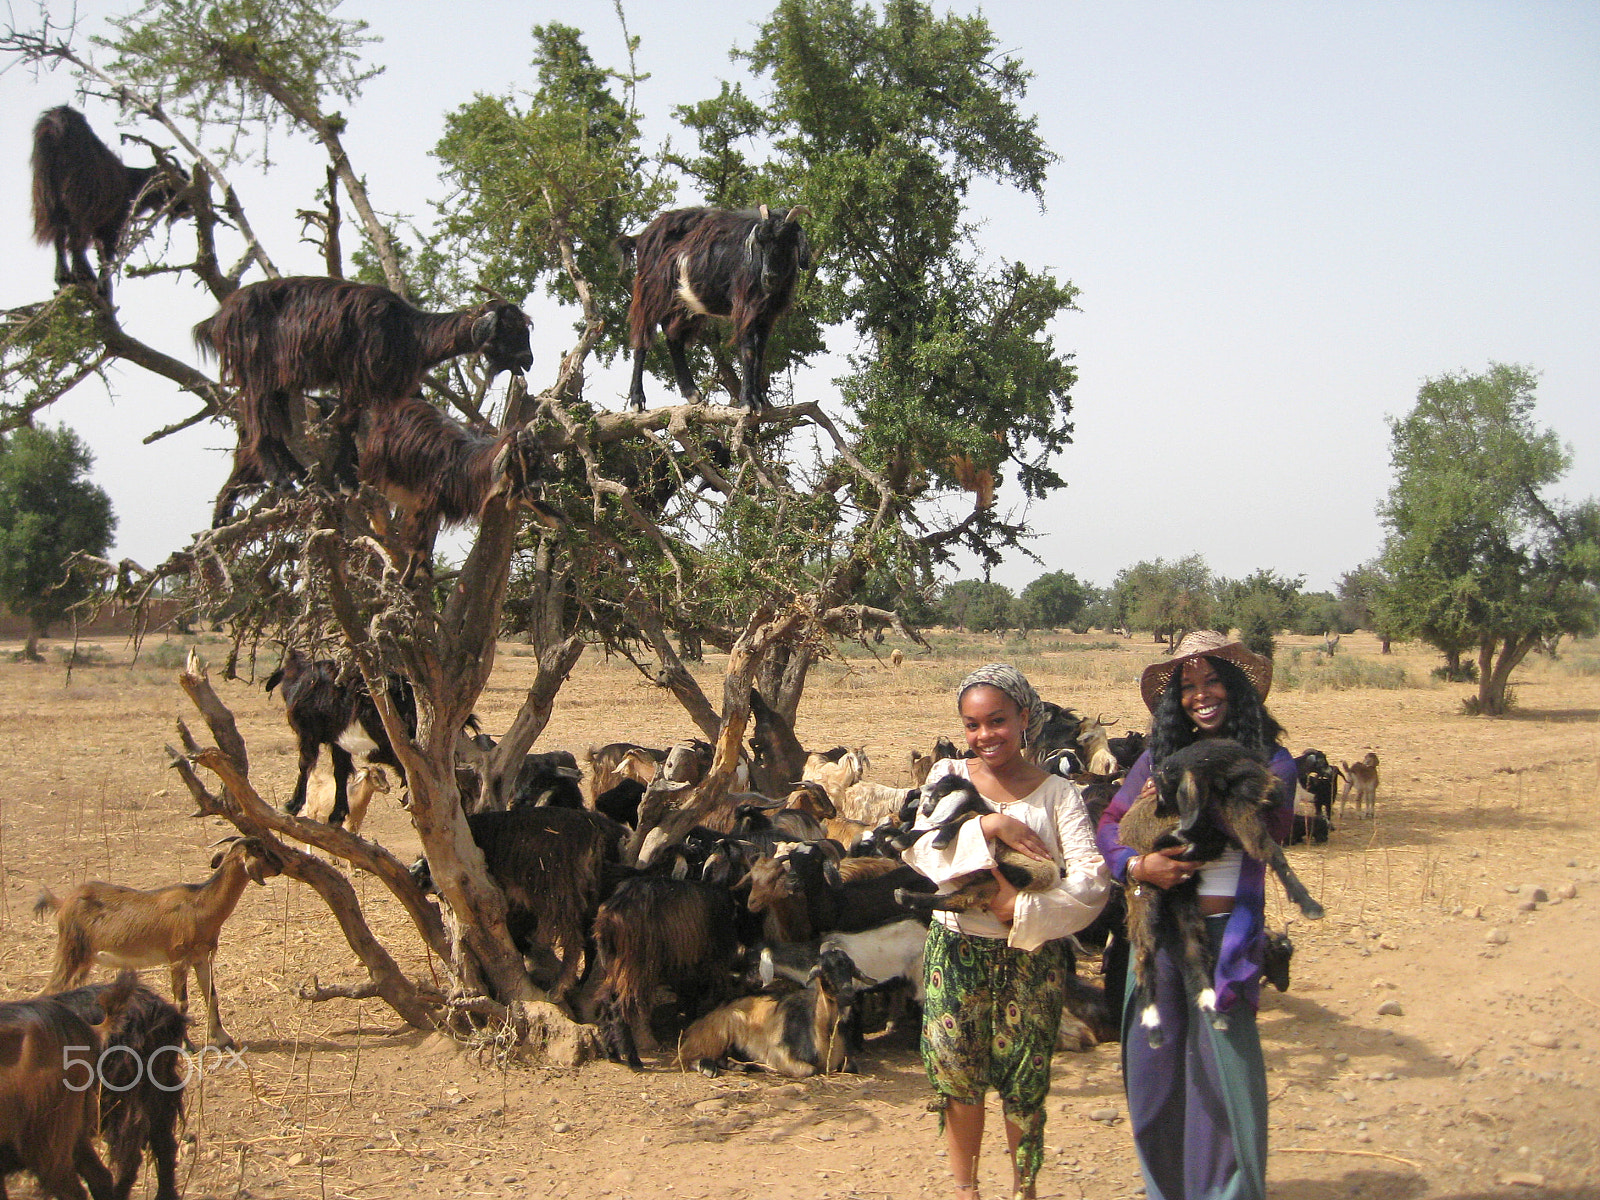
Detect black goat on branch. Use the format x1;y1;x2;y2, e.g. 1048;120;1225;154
619;205;811;412
194;277;533;523
356;394;551;582
31;105;186;295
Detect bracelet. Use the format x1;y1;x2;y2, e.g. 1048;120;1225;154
1128;854;1141;882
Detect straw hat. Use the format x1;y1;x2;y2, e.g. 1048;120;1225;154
1139;630;1273;712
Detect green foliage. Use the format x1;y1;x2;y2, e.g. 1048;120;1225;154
0;294;105;432
1379;363;1600;714
1020;570;1088;629
1114;555;1214;644
678;0;1078;569
0;424;116;636
1288;591;1349;637
1280;650;1415;692
100;0;381;151
428;24;670;336
938;579;1015;632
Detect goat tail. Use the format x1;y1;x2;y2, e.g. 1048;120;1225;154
32;887;61;920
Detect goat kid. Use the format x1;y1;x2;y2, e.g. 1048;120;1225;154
31;106;186;294
676;947;869;1079
1121;740;1322;1048
620;205;811;411
892;775;1058;916
1340;752;1380;820
35;838;283;1049
195;276;532;518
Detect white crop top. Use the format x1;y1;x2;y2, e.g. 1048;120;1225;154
1196;846;1243;897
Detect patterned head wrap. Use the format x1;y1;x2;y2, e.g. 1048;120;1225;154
956;663;1047;748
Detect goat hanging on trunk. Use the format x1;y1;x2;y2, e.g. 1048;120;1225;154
31;105;187;295
619;205;811;412
194;276;533;523
356;393;551;582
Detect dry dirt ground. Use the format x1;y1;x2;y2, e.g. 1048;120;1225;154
1;631;1597;1200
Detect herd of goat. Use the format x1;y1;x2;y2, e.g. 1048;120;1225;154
8;644;1379;1198
30;104;817;581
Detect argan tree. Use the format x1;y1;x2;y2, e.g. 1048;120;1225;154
2;0;1080;1054
1379;363;1600;714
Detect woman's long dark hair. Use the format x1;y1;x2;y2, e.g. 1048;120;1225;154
1147;655;1285;766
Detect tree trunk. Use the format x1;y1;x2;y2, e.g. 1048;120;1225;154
21;629;44;662
757;644;817;727
1477;634;1538;716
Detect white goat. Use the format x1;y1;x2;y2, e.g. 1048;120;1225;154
802;747;869;804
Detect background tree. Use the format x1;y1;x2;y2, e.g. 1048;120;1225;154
1338;560;1401;652
0;423;116;661
1215;568;1303;659
937;579;1015;633
1379;363;1600;715
1115;554;1214;646
1020;569;1087;630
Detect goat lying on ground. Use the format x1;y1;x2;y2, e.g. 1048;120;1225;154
35;837;283;1048
619;205;811;411
1120;740;1323;1047
194;276;533;516
1340;752;1380;820
892;775;1059;916
675;947;868;1078
265;648;416;826
31;105;185;294
0;976;133;1200
49;980;188;1200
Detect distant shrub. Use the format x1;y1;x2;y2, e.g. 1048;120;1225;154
52;643;112;665
140;641;192;669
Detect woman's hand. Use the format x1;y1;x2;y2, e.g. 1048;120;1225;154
1129;845;1199;890
988;868;1020;923
979;812;1051;861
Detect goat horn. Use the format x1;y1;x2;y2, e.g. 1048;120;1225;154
784;205;811;222
759;204;770;221
471;281;514;307
1094;712;1119;728
208;835;242;848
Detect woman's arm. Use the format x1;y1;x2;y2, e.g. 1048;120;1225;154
1096;751;1151;883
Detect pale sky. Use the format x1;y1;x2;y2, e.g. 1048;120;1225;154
2;1;1595;598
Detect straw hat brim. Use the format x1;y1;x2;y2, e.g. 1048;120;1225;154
1139;639;1273;711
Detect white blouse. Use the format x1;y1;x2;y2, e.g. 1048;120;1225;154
900;758;1110;952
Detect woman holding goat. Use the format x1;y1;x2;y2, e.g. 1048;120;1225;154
902;663;1108;1200
1097;631;1298;1200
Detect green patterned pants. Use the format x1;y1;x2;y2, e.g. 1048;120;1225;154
921;921;1069;1189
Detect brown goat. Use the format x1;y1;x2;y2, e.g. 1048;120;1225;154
35;838;283;1048
0;978;132;1200
620;205;811;411
31;106;184;294
1340;752;1380;820
675;947;868;1079
356;393;547;579
194;276;533;522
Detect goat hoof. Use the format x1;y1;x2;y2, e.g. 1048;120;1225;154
696;1058;722;1078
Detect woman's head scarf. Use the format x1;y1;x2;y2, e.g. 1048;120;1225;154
956;663;1047;748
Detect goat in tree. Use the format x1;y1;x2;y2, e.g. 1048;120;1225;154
619;205;811;411
194;276;533;522
30;105;186;295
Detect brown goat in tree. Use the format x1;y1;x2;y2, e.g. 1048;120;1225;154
619;205;811;411
355;393;550;580
34;838;284;1048
31;105;185;295
194;276;533;523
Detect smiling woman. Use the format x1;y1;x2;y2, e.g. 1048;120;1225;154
900;662;1109;1200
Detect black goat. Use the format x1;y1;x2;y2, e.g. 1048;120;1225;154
590;874;742;1068
31;106;184;294
1109;730;1147;772
194;277;533;519
747;686;808;796
49;981;187;1200
1121;739;1323;1048
409;806;622;1007
619;205;811;411
1294;749;1338;836
507;750;586;810
355;394;548;581
893;775;1058;917
264;649;416;826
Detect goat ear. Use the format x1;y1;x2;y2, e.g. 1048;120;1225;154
470;308;499;347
